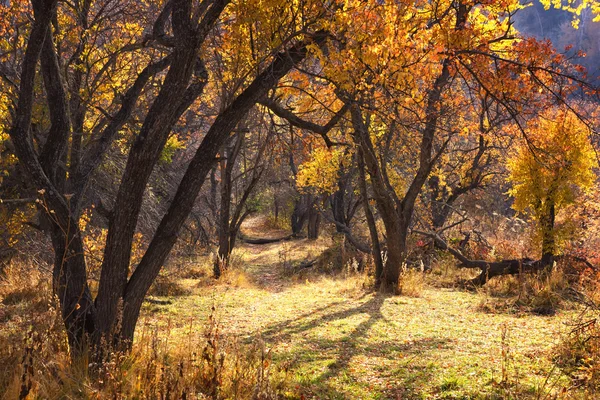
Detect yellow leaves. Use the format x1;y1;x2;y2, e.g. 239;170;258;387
0;205;36;247
296;147;350;195
507;108;596;217
540;0;600;26
160;135;184;164
506;108;596;255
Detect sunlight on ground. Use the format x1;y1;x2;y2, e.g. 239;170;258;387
138;217;579;399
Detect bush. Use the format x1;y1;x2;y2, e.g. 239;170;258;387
148;273;192;297
397;263;425;297
554;315;600;395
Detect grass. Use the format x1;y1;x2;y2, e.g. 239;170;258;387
1;216;596;398
132;218;584;399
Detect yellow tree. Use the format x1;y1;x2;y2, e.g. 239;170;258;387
507;109;596;266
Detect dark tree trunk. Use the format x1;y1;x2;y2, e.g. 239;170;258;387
118;33;325;344
350;105;409;289
347;37;454;289
307;204;321;239
331;179;347;233
416;230;549;286
216;149;232;277
429;175;452;230
8;0;325;354
541;201;556;268
94;20;206;345
215;128;268;277
216;134;242;277
208;165;219;234
49;223;96;354
291;194;310;235
357;148;384;285
340;5;465;290
6;0;96;356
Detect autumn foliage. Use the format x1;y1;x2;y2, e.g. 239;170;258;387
0;0;600;398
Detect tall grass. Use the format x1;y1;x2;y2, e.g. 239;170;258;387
0;260;291;399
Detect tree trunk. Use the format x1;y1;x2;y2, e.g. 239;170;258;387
541;201;555;268
291;194;310;235
49;223;96;355
94;35;203;346
307;204;321;239
216;133;244;277
216;147;232;278
8;0;327;354
357;148;384;285
331;178;347;233
117;34;326;345
429;175;451;230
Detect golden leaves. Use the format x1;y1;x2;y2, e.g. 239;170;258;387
296;147;350;195
507;108;596;217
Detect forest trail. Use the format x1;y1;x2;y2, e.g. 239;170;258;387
142;216;580;399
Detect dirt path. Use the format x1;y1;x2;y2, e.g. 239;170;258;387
142;216;581;399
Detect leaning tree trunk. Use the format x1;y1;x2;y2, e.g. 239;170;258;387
117;33;329;346
9;0;328;354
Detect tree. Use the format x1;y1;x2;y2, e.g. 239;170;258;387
271;0;590;290
507;108;596;267
6;0;330;356
215;116;271;278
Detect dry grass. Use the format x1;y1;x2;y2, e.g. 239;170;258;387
397;264;426;297
0;263;290;399
553;312;600;397
2;217;600;399
475;264;580;316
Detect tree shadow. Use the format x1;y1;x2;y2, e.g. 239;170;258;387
258;294;453;398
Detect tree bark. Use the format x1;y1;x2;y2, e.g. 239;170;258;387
216;133;243;277
307;204;321;239
346;25;455;289
357;148;384;285
291;194;310;235
94;10;206;344
331;182;347;233
7;0;96;355
541;201;556;268
119;33;327;344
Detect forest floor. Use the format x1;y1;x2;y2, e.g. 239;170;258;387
140;216;588;400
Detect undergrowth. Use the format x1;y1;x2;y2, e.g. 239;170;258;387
3;230;600;399
0;261;291;399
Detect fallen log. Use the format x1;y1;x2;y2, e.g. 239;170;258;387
240;233;294;245
413;229;547;285
292;258;317;272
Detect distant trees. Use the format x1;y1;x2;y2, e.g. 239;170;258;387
270;0;594;289
215;116;271;278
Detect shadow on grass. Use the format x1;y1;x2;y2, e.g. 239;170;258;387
258;294;452;399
